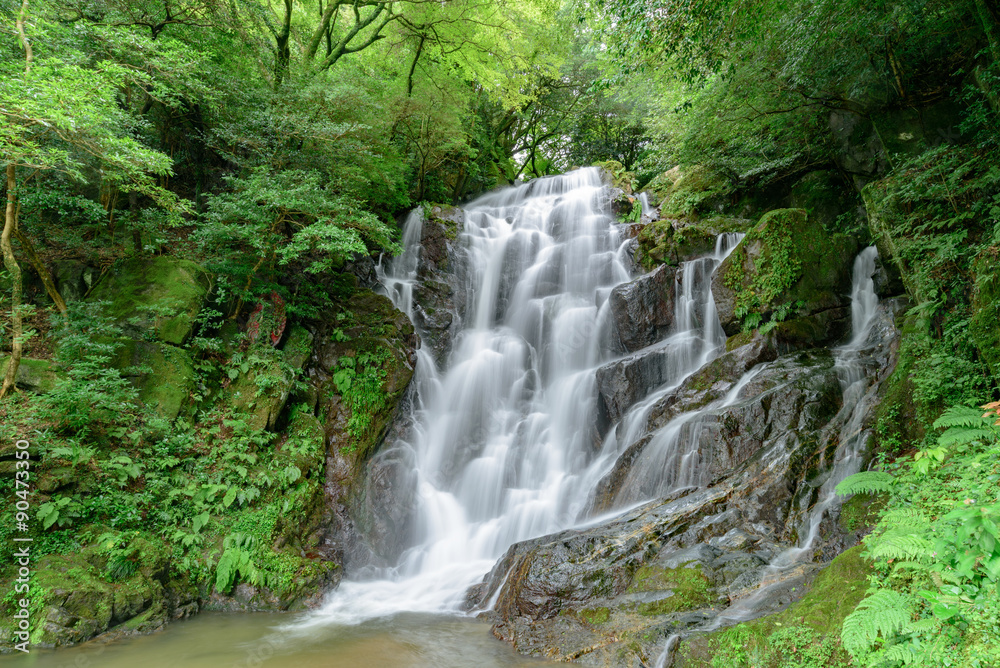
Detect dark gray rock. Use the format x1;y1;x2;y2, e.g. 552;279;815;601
609;265;676;352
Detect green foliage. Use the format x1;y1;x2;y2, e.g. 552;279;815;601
41;302;140;438
333;348;391;444
835;404;1000;666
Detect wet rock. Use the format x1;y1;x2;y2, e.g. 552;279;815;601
609;265;676;352
595;345;675;425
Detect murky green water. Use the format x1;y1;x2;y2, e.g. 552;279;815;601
0;612;554;668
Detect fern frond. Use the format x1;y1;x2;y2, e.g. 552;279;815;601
879;508;929;528
933;405;991;430
876;643;919;665
842;589;913;657
837;471;894;496
937;426;997;447
869;532;932;561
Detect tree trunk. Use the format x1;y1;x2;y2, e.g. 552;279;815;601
976;0;1000;66
2;165;24;399
12;228;66;315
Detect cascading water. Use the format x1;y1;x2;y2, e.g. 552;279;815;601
304;168;642;626
301;166;889;668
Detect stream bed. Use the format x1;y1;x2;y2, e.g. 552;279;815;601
0;612;553;667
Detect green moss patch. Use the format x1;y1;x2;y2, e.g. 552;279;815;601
627;564;713;616
677;547;868;667
88;256;212;345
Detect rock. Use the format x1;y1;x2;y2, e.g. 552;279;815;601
88;257;213;345
643;167;682;208
111;339;196;420
712;208;859;337
658;166;731;219
50;260;99;302
595;345;675;426
227;325;313;430
609;188;635;217
829;110;889;189
969;247;1000;385
636;216;749;270
787;170;860;232
310;289;419;569
0;357;62;393
609;265;676;352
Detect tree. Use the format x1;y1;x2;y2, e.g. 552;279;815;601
1;4;184;397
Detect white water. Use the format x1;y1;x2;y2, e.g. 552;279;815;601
668;246;883;650
304;169;884;658
305;168;643;626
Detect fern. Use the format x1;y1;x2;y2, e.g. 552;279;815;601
868;532;932;561
837;471;894;495
932;405;992;429
842;589;913;657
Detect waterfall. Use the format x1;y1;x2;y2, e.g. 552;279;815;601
303;168;637;626
300;166;886;657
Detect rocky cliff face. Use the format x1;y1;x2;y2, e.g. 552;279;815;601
466;299;905;666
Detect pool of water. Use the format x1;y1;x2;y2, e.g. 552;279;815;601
0;612;554;668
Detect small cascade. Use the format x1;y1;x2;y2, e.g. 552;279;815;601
376;208;424;320
638;192;653;217
596;233;744;505
659;246;885;659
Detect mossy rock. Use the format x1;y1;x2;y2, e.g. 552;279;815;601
595;160;636;193
642;167;681;207
676;546;869;667
88;256;212;345
969;247;1000;385
0;357;63;394
627;563;714;616
713;208;859;336
111;339;196;420
228;325;314;431
788;170;861;232
659;166;732;219
636;216;750;270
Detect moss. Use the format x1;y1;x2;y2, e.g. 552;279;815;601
594;160;636;193
969;246;1000;385
637;216;749;270
659;166;732;219
0;357;63;393
676;547;868;667
723;208;857;331
726;331;755;352
838;492;888;533
628;564;713;616
88;256;212;345
112;339;196;420
578;606;611;625
228;325;313;431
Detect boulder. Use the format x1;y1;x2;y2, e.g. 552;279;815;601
111;339;196;421
609;265;676;352
712;208;859;337
595;345;676;425
50;260;99;303
970;246;1000;384
88;257;212;345
787;171;860;232
636;216;749;270
0;357;62;394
